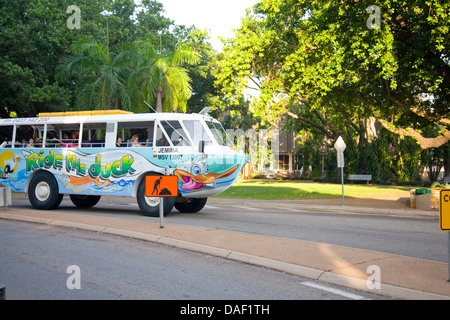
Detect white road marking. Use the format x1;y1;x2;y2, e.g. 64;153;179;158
231;205;263;211
301;281;368;300
283;208;311;213
204;205;221;210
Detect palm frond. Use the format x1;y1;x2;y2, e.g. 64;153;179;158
172;44;201;66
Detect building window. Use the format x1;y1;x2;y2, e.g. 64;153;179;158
279;155;290;170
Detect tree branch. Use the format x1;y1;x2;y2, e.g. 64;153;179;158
374;112;450;149
383;82;450;125
286;111;338;139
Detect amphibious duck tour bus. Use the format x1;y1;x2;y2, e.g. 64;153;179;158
0;109;248;216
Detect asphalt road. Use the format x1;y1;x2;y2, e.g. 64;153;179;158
10;197;444;263
0;219;390;301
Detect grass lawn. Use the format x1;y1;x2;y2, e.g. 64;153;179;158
213;180;412;200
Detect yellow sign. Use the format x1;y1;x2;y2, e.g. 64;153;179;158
440;189;450;231
145;176;178;197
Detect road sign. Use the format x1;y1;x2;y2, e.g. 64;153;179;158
145;175;178;197
334;136;346;168
440;189;450;231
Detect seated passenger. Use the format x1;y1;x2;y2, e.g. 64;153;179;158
26;138;34;148
131;135;142;147
53;133;76;148
156;137;169;146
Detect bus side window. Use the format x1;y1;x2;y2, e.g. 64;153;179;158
155;124;170;146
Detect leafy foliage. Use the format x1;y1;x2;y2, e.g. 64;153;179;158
217;0;450;150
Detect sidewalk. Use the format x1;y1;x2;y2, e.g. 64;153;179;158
1;194;449;300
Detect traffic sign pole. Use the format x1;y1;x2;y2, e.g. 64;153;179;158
447;232;450;283
160;198;164;229
439;189;450;283
341;167;344;206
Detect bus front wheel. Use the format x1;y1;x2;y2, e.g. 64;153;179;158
137;176;175;217
28;171;63;210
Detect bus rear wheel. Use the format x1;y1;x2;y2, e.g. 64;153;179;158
175;197;207;213
70;195;101;208
28;171;63;210
137;175;175;217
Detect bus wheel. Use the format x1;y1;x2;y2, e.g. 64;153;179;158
136;177;175;217
175;197;207;213
70;195;101;208
28;171;63;210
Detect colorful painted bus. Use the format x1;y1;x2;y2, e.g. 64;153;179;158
0;109;248;216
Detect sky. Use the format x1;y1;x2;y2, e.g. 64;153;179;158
156;0;259;51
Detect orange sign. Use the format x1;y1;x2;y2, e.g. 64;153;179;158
145;175;178;197
440;189;450;231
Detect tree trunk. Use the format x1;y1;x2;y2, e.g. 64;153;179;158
156;86;164;113
114;95;119;110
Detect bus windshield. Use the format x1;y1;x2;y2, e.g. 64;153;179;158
182;120;212;146
206;121;234;147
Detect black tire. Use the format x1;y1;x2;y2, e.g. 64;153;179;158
175;197;207;213
28;171;63;210
136;175;176;217
69;195;101;208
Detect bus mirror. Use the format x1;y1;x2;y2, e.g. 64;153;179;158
198;140;205;153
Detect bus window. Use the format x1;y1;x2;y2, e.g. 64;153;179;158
155;123;171;146
161;121;191;146
80;123;107;148
117;121;154;147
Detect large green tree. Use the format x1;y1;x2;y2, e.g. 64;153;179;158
0;0;77;117
217;0;450;150
130;38;200;112
0;0;186;117
56;37;138;110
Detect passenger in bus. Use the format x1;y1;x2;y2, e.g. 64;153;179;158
26;138;34;148
116;137;123;147
131;135;142;147
53;132;76;148
52;133;68;147
70;131;79;147
156;137;169;146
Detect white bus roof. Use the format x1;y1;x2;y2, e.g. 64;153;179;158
0;110;219;126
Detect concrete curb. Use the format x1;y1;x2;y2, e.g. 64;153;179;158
1;212;449;300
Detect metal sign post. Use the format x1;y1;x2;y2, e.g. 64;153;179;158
145;175;178;229
439;189;450;283
334;137;346;206
159;198;164;228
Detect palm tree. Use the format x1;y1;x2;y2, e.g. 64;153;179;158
131;38;200;113
56;37;138;110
